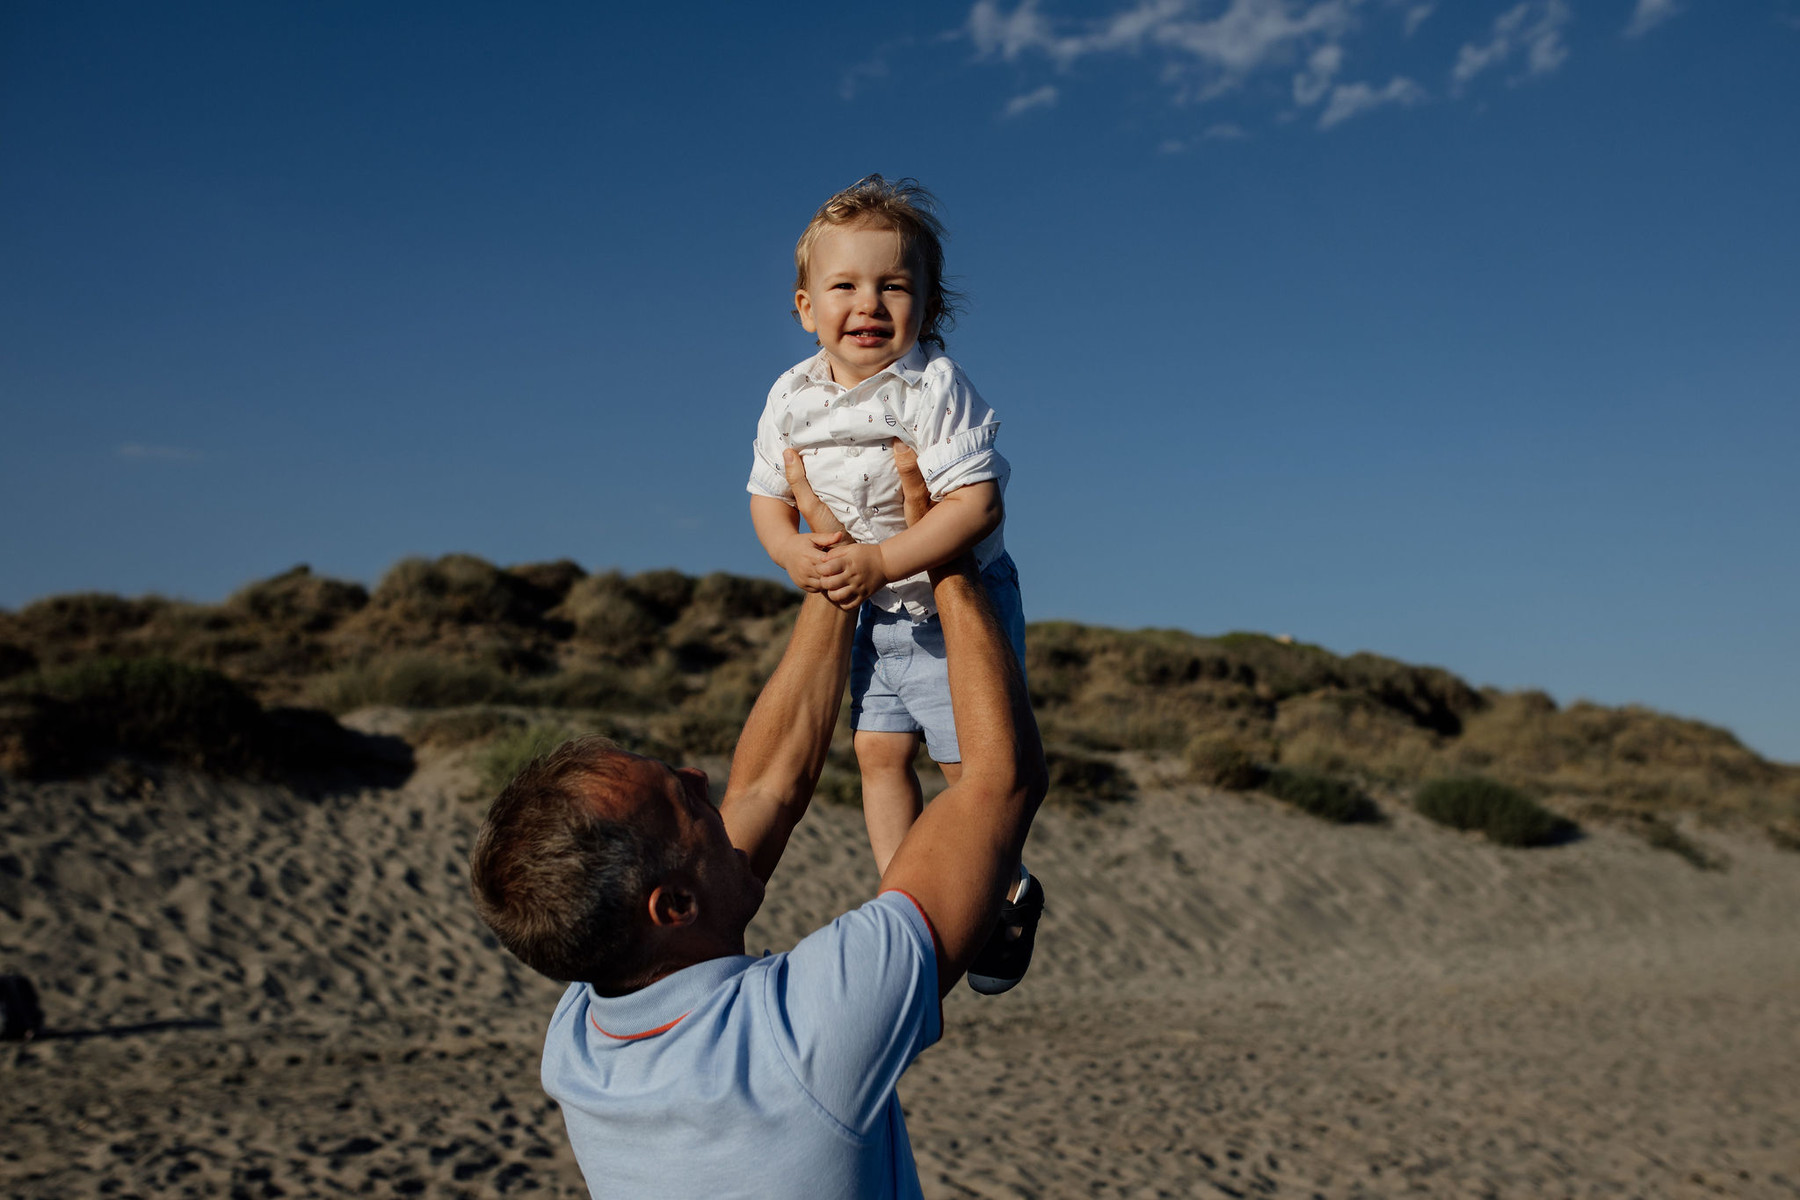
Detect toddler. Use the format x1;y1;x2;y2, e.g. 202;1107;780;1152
746;175;1041;994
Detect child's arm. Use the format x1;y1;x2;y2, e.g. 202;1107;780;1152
816;478;1001;610
752;493;845;593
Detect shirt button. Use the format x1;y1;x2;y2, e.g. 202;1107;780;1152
846;447;861;457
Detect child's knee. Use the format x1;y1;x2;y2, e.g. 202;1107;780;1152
854;730;920;774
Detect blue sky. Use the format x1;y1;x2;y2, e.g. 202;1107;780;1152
3;1;1797;761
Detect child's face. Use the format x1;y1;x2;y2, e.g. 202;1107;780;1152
795;223;922;388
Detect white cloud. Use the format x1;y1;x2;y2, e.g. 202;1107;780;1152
1203;121;1250;138
960;0;1584;141
118;444;203;462
1002;84;1060;116
1451;0;1570;92
1318;75;1425;126
1292;42;1344;105
839;56;890;101
970;0;1363;93
1624;0;1681;38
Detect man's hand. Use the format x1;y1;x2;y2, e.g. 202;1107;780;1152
818;543;889;610
783;449;845;536
892;441;933;526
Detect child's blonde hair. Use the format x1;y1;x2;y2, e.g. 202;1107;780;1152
793;175;962;349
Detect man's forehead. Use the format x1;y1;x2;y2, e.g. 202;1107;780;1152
577;751;679;821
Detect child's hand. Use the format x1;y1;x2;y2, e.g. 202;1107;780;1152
777;531;844;593
819;542;889;610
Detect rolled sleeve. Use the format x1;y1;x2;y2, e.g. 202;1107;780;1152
909;364;1009;501
747;391;796;503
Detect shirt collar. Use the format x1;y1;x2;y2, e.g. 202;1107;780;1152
796;344;930;392
584;953;757;1041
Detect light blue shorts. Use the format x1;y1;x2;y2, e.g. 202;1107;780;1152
849;553;1027;764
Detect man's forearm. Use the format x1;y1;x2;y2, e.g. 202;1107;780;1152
929;554;1041;818
719;590;857;881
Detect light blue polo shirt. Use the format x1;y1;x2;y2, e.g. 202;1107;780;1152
541;891;942;1199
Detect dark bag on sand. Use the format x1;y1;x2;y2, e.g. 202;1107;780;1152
0;972;44;1041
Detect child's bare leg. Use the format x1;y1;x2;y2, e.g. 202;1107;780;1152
856;730;925;874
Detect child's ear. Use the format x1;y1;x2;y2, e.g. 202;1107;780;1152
794;289;817;333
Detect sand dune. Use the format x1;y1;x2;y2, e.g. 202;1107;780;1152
3;731;1797;1198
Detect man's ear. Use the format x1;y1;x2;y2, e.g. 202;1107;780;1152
794;289;817;334
646;881;699;930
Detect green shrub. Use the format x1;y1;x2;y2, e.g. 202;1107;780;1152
1414;776;1573;847
474;722;581;798
1185;733;1267;790
0;657;397;782
1263;767;1379;824
7;658;273;776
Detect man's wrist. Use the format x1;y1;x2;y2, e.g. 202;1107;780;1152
925;551;981;589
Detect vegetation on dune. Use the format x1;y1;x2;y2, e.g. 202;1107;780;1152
1262;768;1380;825
3;557;1797;844
1413;776;1576;848
0;656;406;783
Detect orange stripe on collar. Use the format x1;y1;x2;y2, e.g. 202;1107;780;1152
590;1011;689;1041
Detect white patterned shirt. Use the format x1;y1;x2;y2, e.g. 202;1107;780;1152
747;345;1009;618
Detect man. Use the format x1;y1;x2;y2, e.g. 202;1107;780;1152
469;447;1047;1198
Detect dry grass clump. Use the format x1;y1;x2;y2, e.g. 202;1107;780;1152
306;654;519;713
1185;733;1267;791
407;707;528;750
225;565;368;631
1414;776;1575;848
367;555;545;629
1580;805;1726;871
1262;768;1379;824
1044;746;1134;813
1448;693;1799;821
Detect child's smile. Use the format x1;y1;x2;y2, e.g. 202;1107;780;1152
794;223;922;388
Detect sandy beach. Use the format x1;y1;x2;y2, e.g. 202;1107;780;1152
4;734;1797;1198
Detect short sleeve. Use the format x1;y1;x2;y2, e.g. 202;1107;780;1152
761;892;941;1135
910;363;1011;501
747;386;796;503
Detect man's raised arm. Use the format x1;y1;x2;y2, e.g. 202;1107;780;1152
718;453;857;883
878;453;1049;995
